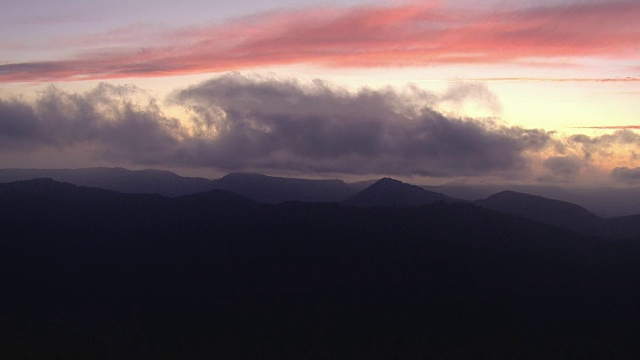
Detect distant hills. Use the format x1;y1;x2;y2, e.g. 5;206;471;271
211;172;354;203
431;183;640;217
473;190;640;239
0;167;213;197
0;168;359;203
475;190;604;235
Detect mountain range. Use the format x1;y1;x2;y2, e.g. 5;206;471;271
2;167;640;238
3;175;640;357
3;176;640;358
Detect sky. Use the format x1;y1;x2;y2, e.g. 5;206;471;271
0;0;639;186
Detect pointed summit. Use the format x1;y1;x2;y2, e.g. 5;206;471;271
342;177;457;207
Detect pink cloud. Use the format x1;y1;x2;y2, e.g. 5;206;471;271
1;1;639;82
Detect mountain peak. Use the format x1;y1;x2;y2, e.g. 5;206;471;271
376;177;401;184
343;177;456;207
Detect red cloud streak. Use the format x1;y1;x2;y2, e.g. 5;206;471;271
1;1;639;82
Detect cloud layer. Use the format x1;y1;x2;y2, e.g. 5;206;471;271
1;74;638;182
1;1;639;82
612;167;640;184
171;74;550;176
0;74;550;177
0;84;181;163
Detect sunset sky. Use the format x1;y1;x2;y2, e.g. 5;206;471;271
1;0;639;186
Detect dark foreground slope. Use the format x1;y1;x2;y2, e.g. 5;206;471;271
3;179;640;358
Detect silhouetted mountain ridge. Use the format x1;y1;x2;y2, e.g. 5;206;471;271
343;177;458;207
0;167;213;196
473;190;640;239
476;190;603;234
431;182;640;217
212;172;355;203
3;167;640;217
4;178;640;357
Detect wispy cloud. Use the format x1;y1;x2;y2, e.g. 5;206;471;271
1;1;639;82
469;77;640;83
573;125;640;130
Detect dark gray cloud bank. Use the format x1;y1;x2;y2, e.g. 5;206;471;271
0;73;637;182
611;167;640;184
170;74;549;176
0;84;180;163
543;156;582;176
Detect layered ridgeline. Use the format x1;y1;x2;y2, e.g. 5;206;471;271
0;168;358;202
2;167;640;238
475;191;640;239
3;178;640;358
3;167;640;217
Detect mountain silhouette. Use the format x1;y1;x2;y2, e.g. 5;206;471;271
343;177;458;207
212;172;356;203
4;178;640;357
431;182;640;218
476;190;604;234
473;190;640;239
4;167;639;217
0;167;213;196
